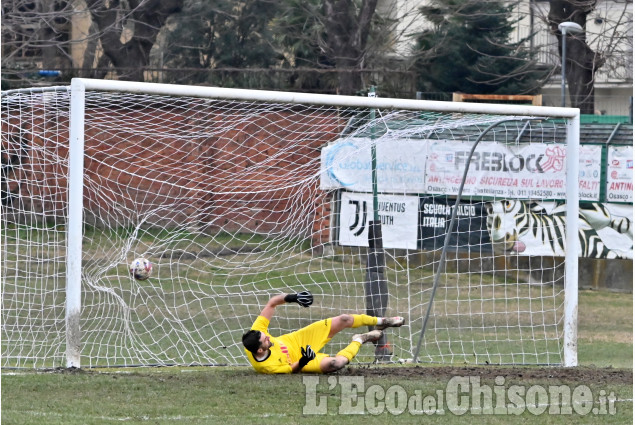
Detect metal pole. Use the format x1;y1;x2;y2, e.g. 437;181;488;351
66;79;85;368
69;78;579;118
369;86;379;222
563;113;580;367
561;29;567;107
365;85;390;360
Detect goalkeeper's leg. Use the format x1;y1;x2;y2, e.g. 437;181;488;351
319;330;383;373
328;314;404;338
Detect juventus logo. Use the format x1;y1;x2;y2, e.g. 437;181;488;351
349;200;367;236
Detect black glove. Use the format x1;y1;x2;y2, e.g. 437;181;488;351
284;291;313;308
298;345;316;370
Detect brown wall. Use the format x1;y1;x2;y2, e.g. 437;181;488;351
2;102;345;246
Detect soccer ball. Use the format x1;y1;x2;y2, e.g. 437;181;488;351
130;257;152;281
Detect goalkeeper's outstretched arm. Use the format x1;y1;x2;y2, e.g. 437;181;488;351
259;291;313;320
259;294;286;321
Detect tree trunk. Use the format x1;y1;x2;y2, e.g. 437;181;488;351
323;0;378;95
548;0;604;113
86;0;183;81
82;21;101;77
38;0;72;71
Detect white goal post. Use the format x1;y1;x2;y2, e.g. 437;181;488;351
1;78;580;369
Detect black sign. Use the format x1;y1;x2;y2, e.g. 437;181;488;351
419;196;492;251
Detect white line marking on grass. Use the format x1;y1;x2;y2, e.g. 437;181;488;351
9;409;290;422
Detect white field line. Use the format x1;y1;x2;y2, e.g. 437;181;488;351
5;399;633;422
5;409;290;422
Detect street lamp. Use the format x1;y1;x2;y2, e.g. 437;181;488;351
558;21;584;107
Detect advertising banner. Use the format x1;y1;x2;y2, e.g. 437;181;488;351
419;196;492;251
578;144;604;200
335;192;632;257
322;139;629;203
321;138;426;193
425;141;603;201
338;192;419;249
485;200;633;258
606;146;633;203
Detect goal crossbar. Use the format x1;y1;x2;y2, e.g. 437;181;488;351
70;78;579;118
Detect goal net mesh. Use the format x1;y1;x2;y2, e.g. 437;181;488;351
2;87;570;368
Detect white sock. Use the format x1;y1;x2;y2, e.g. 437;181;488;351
376;317;384;326
352;335;364;344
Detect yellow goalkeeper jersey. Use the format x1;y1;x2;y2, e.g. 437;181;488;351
245;316;298;374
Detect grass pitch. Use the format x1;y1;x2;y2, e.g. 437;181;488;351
2;289;632;425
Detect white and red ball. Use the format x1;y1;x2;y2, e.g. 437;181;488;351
129;257;152;281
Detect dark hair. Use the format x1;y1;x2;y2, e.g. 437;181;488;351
242;330;261;354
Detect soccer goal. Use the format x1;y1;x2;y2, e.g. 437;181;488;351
1;79;581;369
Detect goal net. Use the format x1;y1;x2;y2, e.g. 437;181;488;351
1;80;581;369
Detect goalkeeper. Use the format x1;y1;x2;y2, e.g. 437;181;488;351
242;291;404;374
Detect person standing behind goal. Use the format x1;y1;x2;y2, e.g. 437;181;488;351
242;291;404;374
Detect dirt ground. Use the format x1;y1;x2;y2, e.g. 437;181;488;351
50;363;632;386
340;365;633;385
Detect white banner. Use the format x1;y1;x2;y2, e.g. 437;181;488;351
578;144;603;200
321;139;627;202
425;141;603;201
606;146;633;203
321;138;426;193
338;192;419;249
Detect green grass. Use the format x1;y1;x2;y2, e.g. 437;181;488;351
2;366;632;425
2;289;632;424
2;227;633;423
577;290;633;368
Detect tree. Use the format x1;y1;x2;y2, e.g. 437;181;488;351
161;0;404;94
411;0;547;96
271;0;335;92
84;0;184;81
2;0;629;102
547;0;603;114
321;0;379;95
1;0;75;87
274;0;406;95
1;0;184;85
161;0;281;86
